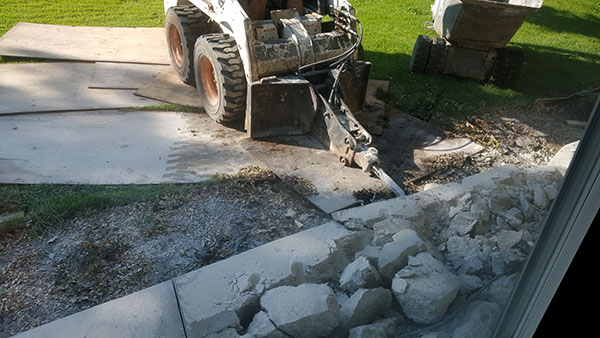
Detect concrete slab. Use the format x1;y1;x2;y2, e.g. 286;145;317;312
173;221;369;338
0;111;260;184
12;281;185;338
0;22;169;64
89;62;167;90
0;62;161;114
241;135;387;214
134;67;204;107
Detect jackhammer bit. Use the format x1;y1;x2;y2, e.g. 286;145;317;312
354;147;406;197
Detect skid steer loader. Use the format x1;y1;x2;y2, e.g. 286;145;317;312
164;0;404;195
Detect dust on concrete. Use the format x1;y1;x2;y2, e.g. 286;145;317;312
0;169;331;338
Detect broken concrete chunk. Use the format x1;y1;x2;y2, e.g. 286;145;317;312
188;310;242;338
445;235;492;271
348;317;397;338
332;198;406;224
498;208;524;229
340;256;382;293
543;184;558;200
333;197;423;227
493;230;527;252
355;245;382;267
340;288;392;329
548;141;578;173
456;274;483;294
244;311;288;338
531;183;547;209
260;283;339;338
488;189;515;215
490;249;527;276
372;217;413;246
422;182;468;205
525;166;564;186
377;230;425;283
457;256;484;275
420;333;452;338
207;328;241;338
451;301;502;338
482;273;519;306
445;211;486;237
391;253;459;324
461;165;521;191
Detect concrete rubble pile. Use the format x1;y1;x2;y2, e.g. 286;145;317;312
217;162;564;338
13;154;570;338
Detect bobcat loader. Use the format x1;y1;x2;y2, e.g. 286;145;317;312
164;0;404;195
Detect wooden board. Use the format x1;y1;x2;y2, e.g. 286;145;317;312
134;67;203;107
0;62;161;114
0;22;170;64
89;63;167;90
0;111;261;184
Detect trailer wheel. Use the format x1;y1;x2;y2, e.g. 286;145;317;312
194;34;247;124
491;48;524;89
409;35;432;73
426;37;447;74
166;6;203;86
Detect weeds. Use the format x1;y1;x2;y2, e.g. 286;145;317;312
0;167;277;233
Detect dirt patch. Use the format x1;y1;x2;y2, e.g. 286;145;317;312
399;95;593;193
0;170;330;337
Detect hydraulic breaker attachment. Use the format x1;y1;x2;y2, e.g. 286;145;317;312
304;64;406;197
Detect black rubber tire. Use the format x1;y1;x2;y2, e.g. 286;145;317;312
426;37;447;74
165;6;203;86
491;48;524;89
194;34;247;124
409;35;432;73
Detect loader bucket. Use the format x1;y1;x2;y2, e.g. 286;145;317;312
432;0;543;48
246;76;317;139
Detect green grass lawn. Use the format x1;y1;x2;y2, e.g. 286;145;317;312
0;0;598;121
355;0;600;121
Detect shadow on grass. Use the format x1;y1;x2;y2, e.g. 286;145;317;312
527;5;600;39
365;40;599;122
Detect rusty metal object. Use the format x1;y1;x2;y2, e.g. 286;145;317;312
336;60;371;112
433;0;543;49
415;0;542;85
247;76;317;138
168;24;185;68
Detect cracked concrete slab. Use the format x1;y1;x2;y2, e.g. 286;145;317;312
0;22;169;64
172;221;368;338
0;110;260;184
11;281;185;338
0;62;161;114
241;135;386;214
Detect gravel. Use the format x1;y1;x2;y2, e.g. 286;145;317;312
0;171;330;338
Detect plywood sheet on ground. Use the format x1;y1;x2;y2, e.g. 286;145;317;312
0;22;170;65
134;67;203;107
0;111;260;184
0;62;161;114
241;135;386;214
0;22;169;64
90;63;167;89
375;110;485;183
